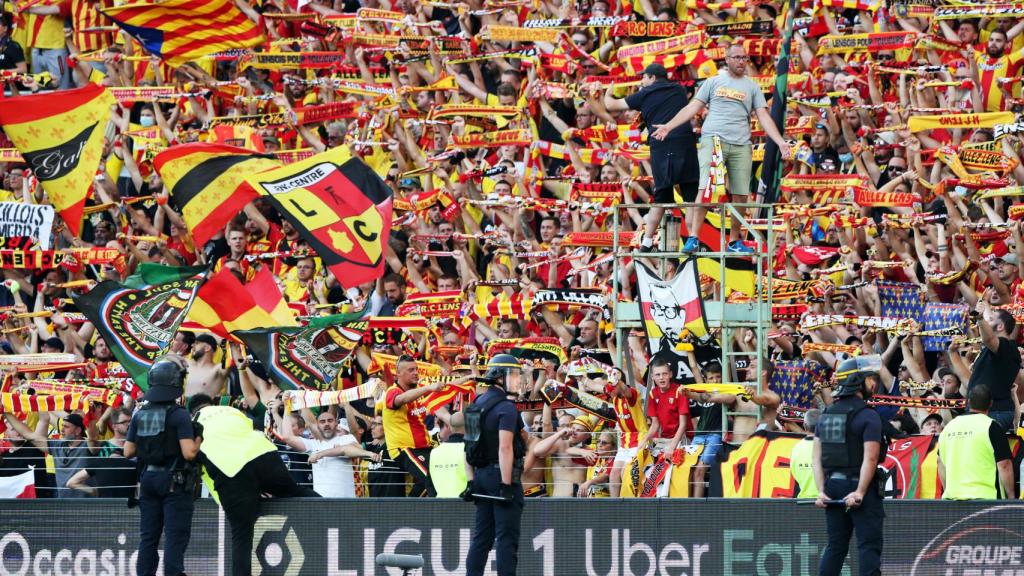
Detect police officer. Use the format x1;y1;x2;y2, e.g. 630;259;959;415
464;354;527;576
813;356;886;576
123;354;199;576
188;394;320;576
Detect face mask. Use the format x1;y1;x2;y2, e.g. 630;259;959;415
139;116;155;127
839;152;853;164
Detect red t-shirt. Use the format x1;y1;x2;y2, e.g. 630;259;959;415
646;384;690;439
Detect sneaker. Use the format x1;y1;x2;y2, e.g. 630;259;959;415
728;240;754;254
639;237;655;253
682;236;699;253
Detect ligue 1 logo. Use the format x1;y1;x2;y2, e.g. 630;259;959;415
253;515;305;576
909;505;1024;575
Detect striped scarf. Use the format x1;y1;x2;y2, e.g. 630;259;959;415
25;381;123;406
1;393;90;413
699;136;727;204
422;380;476;414
282;381;384;412
460;293;533;327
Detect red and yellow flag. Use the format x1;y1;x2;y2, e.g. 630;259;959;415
0;83;114;236
101;0;265;68
188;266;297;341
153;143;280;246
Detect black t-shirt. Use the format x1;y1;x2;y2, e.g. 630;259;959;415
968;337;1021;412
363;441;404;497
624;80;695;147
0;444;55;498
85;456;138;498
987;419;1013;462
0;38;25;71
690;399;723;434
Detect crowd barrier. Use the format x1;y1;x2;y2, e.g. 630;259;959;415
1;499;1022;575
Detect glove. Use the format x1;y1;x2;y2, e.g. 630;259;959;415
499;483;517;504
192;419;204;438
459;485;475;502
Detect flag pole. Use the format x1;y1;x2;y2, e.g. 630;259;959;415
757;0;800;217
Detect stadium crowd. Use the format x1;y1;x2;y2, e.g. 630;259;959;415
0;0;1021;502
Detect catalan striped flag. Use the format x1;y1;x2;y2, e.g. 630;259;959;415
153;143;280;246
187;266;297;341
0;83;114;236
100;0;265;68
422;380;476;414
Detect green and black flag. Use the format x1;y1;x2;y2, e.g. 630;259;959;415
756;0;799;210
73;264;208;390
234;312;370;391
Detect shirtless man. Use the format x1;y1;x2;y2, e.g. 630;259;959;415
531;408;597;497
684;362;781;497
185;333;229;397
521;412;548;497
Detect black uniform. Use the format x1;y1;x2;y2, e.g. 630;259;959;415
624;79;699;202
126;401;196;576
466;385;527;576
816;395;885;576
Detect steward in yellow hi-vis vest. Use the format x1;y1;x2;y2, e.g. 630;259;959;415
189;396;319;576
938;386;1016;501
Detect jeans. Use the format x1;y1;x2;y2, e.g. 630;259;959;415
989;410;1015;433
30;47;71;89
213;452;320;576
138;470;194;576
819;477;885;576
466;466;524;576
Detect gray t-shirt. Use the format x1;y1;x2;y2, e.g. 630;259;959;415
49;439;92;499
694;71;767;145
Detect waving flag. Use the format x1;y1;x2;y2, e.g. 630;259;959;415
153;143;280;247
246;146;394;289
0;83;114;236
877;281;925;321
74;264;208;390
101;0;265;68
235;313;370;391
187;266;297;341
769;360;829;409
921;303;968;352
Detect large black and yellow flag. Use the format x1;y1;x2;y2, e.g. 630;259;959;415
245;146;393;288
153;143;280;246
0;83;114;236
73;264;208;390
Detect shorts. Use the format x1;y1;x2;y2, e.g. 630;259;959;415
614;446;640;464
697;137;752;198
691;433;723;465
650;136;698;203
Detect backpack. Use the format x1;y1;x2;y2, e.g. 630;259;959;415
464;392;506;468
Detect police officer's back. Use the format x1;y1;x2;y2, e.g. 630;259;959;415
124;354;199;576
464;354;527;576
813;356;886;576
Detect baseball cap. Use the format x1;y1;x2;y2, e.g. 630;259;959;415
194;333;218;349
998;253;1020;266
63;413;86;432
642;63;668;79
399;177;421;190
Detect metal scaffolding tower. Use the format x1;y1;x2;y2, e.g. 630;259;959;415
611;202;775;435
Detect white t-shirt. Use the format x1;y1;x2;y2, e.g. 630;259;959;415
301;434;358;498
